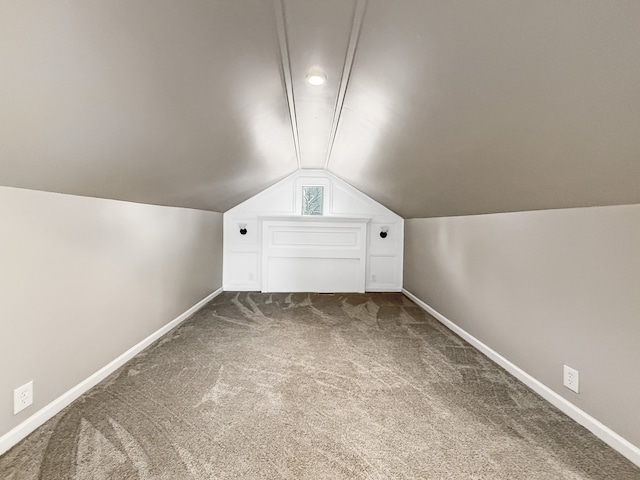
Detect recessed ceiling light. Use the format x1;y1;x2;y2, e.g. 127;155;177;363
306;72;326;86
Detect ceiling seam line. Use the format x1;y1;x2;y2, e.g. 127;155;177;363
323;0;368;171
274;0;302;170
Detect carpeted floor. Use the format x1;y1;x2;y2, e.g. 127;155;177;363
1;292;639;479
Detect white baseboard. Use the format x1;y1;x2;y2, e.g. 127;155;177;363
402;288;640;468
0;288;223;457
224;283;261;292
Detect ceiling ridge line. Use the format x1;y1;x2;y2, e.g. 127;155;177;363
323;0;368;171
274;0;302;170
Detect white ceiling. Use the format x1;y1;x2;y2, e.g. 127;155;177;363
1;0;640;217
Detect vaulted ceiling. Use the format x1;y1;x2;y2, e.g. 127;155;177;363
1;1;639;218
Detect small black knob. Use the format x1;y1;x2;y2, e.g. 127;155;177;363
240;228;247;235
380;231;388;238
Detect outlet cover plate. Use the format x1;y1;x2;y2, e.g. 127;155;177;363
563;365;579;393
14;381;33;414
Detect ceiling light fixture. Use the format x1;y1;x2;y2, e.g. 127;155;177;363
306;71;326;86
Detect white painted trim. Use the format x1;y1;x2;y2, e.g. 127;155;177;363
402;288;640;468
324;0;368;170
0;288;223;456
224;285;261;292
273;0;301;169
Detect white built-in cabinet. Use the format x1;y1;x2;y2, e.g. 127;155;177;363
223;170;403;292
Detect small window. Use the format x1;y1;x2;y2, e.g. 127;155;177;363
301;186;323;216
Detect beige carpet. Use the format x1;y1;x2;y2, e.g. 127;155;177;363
1;292;638;479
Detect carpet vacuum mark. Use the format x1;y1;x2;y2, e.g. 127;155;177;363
1;292;638;479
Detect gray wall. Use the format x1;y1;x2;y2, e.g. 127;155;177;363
0;186;223;437
404;204;640;448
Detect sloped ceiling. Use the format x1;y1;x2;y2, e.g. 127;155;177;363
1;1;639;218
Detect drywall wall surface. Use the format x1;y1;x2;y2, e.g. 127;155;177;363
404;204;640;448
0;186;222;437
224;170;403;292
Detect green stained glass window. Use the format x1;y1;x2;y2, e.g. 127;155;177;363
302;186;323;216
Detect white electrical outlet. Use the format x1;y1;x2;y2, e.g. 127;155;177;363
371;274;377;282
14;381;34;414
563;365;579;393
